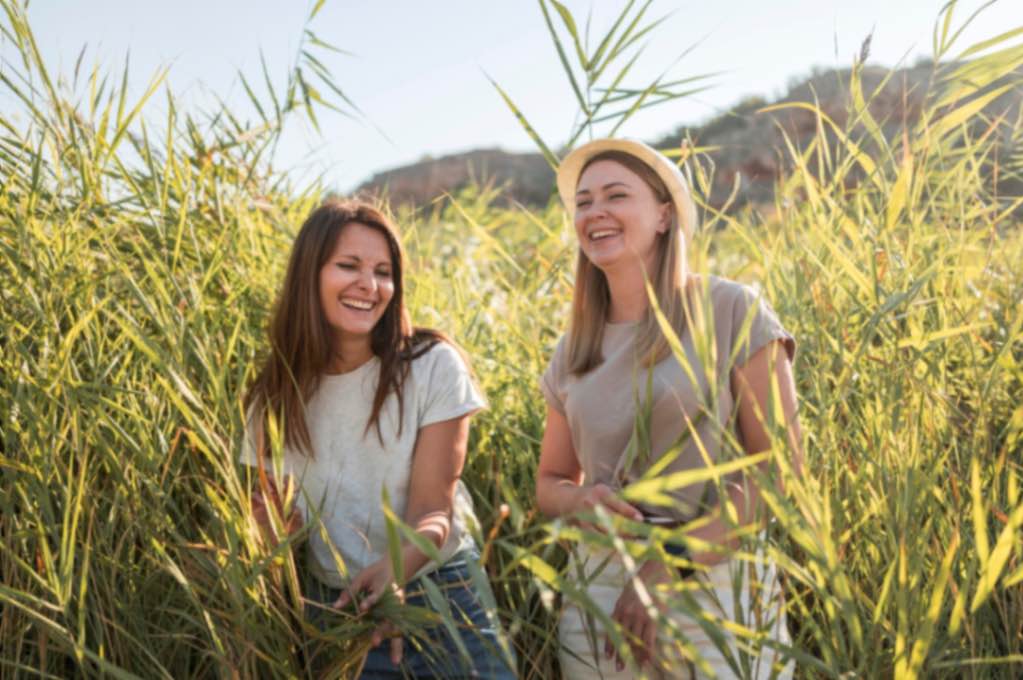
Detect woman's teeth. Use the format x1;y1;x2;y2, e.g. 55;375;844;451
590;229;619;241
341;298;374;311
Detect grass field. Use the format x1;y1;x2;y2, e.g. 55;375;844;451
2;1;1022;677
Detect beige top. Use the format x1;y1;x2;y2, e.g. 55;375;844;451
541;276;795;521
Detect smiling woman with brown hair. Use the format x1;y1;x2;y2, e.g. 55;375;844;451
536;139;802;679
242;200;515;679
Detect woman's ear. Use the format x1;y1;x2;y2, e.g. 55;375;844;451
657;203;671;234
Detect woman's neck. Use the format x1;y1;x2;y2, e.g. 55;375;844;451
326;336;374;374
603;258;653;323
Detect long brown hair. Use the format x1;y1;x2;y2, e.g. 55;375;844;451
245;199;447;456
567;150;692;375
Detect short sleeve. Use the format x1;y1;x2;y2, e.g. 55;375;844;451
729;284;795;368
418;342;487;427
540;334;569;415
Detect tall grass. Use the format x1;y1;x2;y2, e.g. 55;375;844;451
2;0;1022;678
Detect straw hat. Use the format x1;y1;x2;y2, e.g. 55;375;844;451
556;138;696;240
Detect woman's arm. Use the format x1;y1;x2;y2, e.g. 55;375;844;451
335;413;473;606
332;413;474;664
399;413;474;579
244;417;303;546
250;473;303;545
683;338;802;565
536;405;642;521
607;339;802;670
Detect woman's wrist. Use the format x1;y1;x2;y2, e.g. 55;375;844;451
397;542;432;582
537;476;587;517
564;484;590;516
638;558;676;584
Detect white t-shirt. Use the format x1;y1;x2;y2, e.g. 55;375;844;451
242;341;487;588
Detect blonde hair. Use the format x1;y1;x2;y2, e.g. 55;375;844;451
566;150;693;375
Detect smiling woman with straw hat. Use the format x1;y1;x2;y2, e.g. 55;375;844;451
536;138;802;679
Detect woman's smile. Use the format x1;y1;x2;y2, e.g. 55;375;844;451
587;227;623;242
339;297;376;311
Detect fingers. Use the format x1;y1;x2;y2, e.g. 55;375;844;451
585;484;643;522
359;585;383;612
642;618;656;666
607;587;658;672
333;571;365;610
631;618;654;668
369;624;402;665
389;634;403;665
602;495;643;522
607;592;626;670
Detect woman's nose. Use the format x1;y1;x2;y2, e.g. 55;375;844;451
579;204;607;226
586;200;609;218
357;269;377;291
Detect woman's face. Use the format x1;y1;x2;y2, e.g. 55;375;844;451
573;159;670;271
318;222;395;345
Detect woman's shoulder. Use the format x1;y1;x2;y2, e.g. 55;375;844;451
407;336;487;419
408;337;470;376
693;274;794;361
690;274;757;304
686;274;771;318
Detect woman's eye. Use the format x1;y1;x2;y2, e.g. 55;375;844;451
336;262;355;270
375;270;391;278
609;193;626;200
575;200;591;209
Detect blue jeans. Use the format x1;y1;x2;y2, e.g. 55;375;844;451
305;552;516;679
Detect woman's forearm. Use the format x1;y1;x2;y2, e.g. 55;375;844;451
683;476;766;567
396;508;452;581
536;473;586;517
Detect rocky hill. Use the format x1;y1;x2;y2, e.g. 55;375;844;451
358;148;554;207
357;62;1021;211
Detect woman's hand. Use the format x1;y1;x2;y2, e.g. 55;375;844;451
333;559;404;665
251;476;302;543
537;406;642;527
570;483;644;530
605;560;675;671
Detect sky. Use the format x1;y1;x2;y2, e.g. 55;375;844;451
10;1;1022;193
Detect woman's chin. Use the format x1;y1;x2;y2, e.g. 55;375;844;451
586;249;641;274
331;322;376;343
583;244;623;269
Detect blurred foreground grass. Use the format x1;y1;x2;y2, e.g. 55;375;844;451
2;0;1022;677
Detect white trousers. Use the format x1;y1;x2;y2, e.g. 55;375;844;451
558;541;793;680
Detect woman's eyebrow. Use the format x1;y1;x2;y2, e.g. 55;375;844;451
336;253;391;268
576;181;629;196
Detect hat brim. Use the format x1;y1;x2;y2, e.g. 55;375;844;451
556;138;695;240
